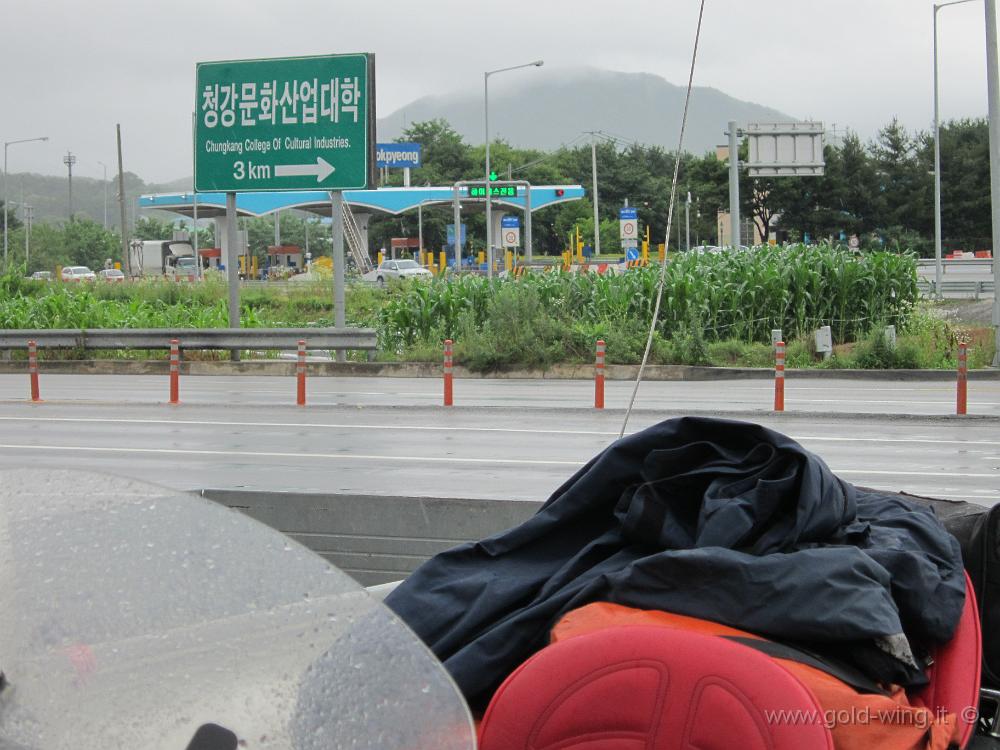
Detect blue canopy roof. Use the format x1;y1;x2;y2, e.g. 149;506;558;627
139;185;585;218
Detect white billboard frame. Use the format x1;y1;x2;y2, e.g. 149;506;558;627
746;122;825;177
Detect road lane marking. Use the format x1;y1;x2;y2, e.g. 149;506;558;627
0;444;585;466
0;416;616;437
2;416;1000;447
0;443;996;478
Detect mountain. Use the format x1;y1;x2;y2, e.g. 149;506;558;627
1;171;187;228
377;67;795;154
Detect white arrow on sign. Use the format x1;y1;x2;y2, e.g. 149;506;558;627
274;157;335;182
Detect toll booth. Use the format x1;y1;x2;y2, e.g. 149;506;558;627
390;237;419;260
199;248;222;270
266;245;302;269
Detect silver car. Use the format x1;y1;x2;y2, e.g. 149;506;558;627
61;265;97;282
375;259;433;284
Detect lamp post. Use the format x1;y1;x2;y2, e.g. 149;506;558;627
3;135;48;268
986;0;1000;366
485;59;542;279
97;160;109;229
934;0;980;301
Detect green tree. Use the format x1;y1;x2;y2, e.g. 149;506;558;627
134;215;181;240
938;118;992;250
1;201;23;233
64;218;120;269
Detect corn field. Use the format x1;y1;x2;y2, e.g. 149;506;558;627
378;246;918;350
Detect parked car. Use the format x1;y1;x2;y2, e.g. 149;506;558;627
29;271;53;281
98;268;125;282
61;265;96;282
375;259;433;284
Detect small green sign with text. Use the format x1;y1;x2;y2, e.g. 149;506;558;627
195;53;374;192
468;185;519;198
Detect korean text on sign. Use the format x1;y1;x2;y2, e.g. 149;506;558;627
201;77;362;128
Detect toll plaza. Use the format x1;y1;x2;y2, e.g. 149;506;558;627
139;184;585;272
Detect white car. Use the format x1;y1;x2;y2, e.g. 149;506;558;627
375;259;433;284
61;265;97;282
98;268;126;282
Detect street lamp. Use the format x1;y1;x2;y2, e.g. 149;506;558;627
485;59;542;279
97;161;109;229
934;0;980;301
3;135;48;268
986;0;1000;366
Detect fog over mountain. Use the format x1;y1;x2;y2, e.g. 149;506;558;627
377;67;795;153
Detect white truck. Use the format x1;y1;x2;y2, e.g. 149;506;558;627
128;240;197;279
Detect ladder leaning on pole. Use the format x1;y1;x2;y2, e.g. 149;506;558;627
342;202;373;274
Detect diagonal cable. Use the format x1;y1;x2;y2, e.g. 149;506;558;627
620;0;708;438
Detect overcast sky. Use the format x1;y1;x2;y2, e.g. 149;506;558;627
1;0;995;183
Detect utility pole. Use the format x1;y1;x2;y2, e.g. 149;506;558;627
63;151;76;221
589;134;600;256
727;121;741;250
685;192;692;252
116;125;129;276
24;204;33;268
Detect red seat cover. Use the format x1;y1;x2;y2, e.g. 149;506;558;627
913;571;982;749
478;625;834;750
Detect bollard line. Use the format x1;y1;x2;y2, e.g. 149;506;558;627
774;341;785;412
169;339;180;405
595;339;605;409
957;342;968;415
28;340;41;403
297;339;307;407
443;339;454;407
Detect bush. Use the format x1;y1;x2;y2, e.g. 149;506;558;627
453;285;570;372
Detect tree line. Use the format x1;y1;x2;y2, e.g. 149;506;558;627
1;115;990;273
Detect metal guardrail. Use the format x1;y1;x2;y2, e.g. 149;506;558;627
0;328;377;351
918;279;995;298
917;258;994;270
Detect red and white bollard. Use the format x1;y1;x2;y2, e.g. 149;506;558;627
169;339;180;405
595;339;606;409
28;340;41;402
443;339;454;407
774;341;785;412
296;339;307;407
957;342;968;416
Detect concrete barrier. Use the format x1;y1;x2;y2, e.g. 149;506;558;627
201;489;541;585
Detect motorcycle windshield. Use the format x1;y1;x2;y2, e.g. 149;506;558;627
0;470;475;750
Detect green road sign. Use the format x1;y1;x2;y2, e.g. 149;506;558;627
468;185;519;198
195;53;375;192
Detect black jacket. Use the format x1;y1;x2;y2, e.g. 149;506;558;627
386;417;966;710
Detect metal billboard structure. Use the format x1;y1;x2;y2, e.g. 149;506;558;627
745;122;825;177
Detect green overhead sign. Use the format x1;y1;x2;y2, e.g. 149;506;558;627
468;185;519;198
195;53;375;192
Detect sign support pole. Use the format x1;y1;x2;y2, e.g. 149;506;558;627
331;191;346;363
225;191;240;362
453;185;462;271
728;121;741;250
525;185;533;264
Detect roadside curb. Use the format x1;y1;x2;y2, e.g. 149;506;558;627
0;359;998;381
